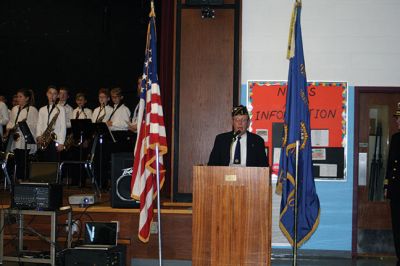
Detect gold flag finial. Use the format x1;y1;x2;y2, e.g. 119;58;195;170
150;0;156;17
286;0;302;60
286;3;297;59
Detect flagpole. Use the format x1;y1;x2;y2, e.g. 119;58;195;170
293;140;300;266
155;144;163;266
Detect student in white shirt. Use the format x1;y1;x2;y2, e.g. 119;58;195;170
58;87;73;129
36;86;66;161
71;92;92;120
92;88;113;123
106;87;131;131
6;89;38;182
0;99;9;139
95;87;130;189
69;92;92;186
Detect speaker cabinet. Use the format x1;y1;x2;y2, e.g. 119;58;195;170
61;245;126;266
111;152;140;208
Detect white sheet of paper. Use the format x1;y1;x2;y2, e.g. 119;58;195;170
256;129;268;142
311;129;329;147
314;163;337;177
273;148;281;165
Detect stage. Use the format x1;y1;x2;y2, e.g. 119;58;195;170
1;186;398;266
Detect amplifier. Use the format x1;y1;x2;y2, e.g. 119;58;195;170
60;245;126;266
12;183;63;211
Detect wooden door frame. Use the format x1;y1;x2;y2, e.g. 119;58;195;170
352;86;400;257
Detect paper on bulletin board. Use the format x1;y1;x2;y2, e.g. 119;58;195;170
311;129;329;147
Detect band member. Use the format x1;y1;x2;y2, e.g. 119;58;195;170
0;97;9;140
36;86;66;161
95;87;130;189
58;87;73;129
68;92;92;186
58;87;74;183
92;88;113;123
72;93;92;120
91;88;113;190
106;87;131;131
0;95;7;103
6;89;38;182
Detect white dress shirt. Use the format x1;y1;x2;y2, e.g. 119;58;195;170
108;103;131;131
37;104;67;145
7;105;38;153
71;107;93;120
58;102;73;128
0;101;10;136
92;105;113;123
229;132;247;167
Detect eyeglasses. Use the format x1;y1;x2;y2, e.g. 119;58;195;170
233;118;249;123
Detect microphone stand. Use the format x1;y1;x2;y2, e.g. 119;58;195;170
99;133;104;190
24;135;28;180
79;130;84;186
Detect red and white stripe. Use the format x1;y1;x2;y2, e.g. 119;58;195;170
131;82;167;242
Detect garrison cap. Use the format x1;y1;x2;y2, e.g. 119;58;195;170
232;105;249;117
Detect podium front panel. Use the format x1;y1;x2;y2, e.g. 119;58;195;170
192;166;271;266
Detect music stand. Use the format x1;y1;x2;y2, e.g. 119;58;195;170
58;121;101;196
70;119;94;144
70;119;94;185
94;122;116;190
18;121;36;181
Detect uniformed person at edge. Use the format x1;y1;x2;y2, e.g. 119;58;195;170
385;102;400;266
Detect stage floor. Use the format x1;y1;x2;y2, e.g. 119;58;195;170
3;257;398;266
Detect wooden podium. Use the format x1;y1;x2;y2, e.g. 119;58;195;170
192;166;271;266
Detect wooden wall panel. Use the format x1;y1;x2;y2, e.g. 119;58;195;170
177;8;235;194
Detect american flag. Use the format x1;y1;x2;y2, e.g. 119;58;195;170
131;4;167;243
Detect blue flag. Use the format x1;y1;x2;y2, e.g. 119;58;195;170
277;1;320;248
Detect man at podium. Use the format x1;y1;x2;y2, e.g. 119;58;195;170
208;105;268;167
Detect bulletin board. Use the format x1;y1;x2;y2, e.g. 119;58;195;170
248;81;347;181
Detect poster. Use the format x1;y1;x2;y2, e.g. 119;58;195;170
248;81;347;179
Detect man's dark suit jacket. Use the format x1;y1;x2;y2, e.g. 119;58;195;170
208;131;268;167
386;132;400;200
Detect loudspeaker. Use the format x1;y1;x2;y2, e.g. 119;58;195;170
61;245;126;266
111;152;140;208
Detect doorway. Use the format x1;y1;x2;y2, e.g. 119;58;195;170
354;87;400;256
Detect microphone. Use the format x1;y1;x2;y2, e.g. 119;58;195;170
232;130;241;141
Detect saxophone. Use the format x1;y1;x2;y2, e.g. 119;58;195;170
12;118;27;142
38;107;60;150
63;133;75;151
96;104;106;122
2;118;27;143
